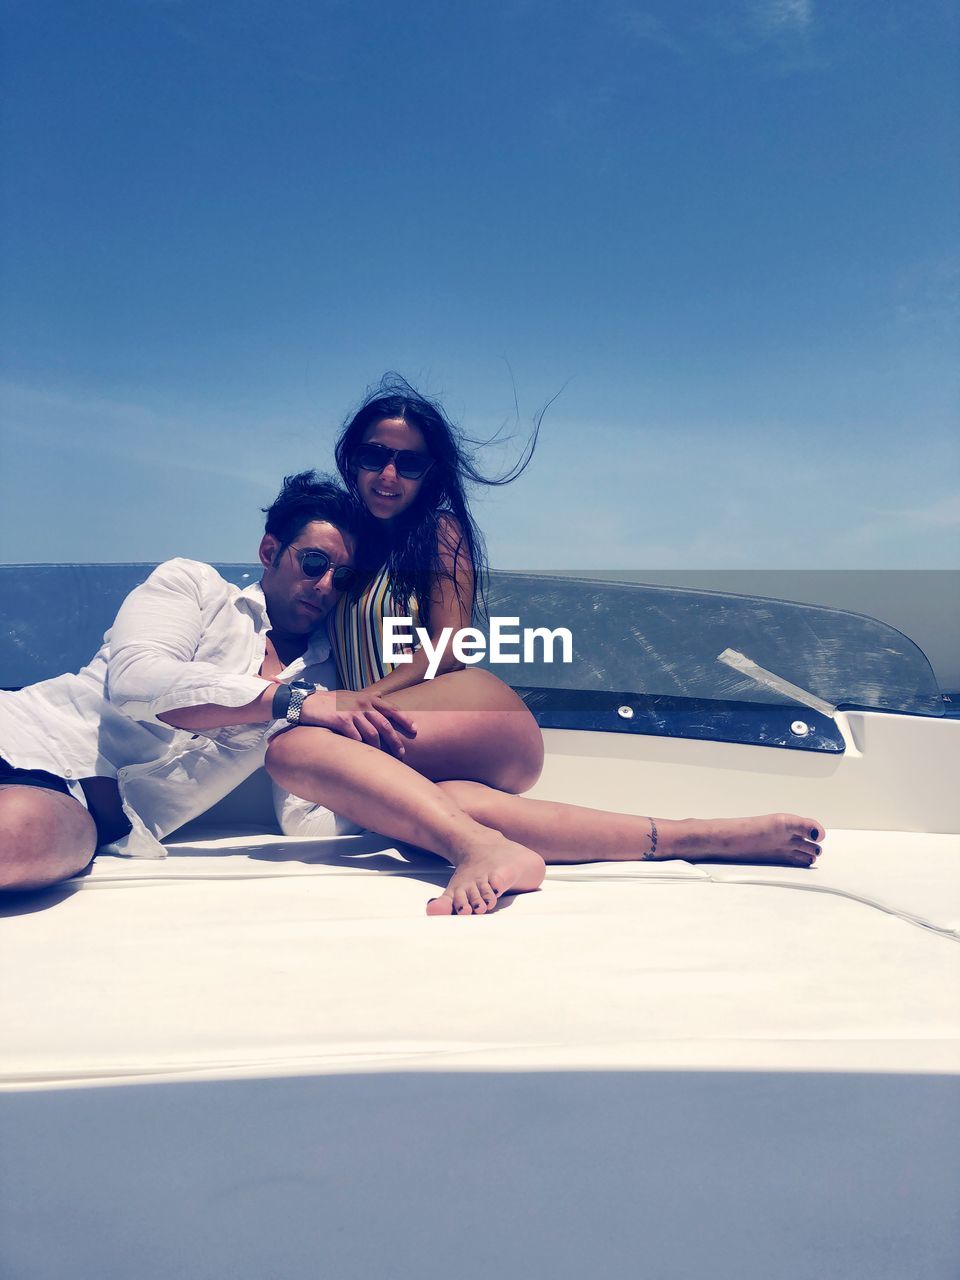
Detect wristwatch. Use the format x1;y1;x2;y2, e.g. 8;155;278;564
271;680;316;726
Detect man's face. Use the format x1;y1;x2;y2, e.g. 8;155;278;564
258;519;356;637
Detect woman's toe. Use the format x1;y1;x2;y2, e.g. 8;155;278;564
453;887;473;915
478;879;498;909
426;892;454;917
466;885;487;914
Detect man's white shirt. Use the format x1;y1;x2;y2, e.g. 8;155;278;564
0;559;337;857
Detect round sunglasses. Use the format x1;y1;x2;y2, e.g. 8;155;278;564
352;442;434;480
289;547;358;592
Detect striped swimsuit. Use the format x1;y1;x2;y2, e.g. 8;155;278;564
331;564;421;691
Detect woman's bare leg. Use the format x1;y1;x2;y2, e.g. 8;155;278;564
369;668;544;793
433;780;825;871
265;728;545;916
0;786;97;891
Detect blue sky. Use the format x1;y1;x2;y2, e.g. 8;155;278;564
1;0;957;568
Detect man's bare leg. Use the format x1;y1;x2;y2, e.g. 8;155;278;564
0;786;97;891
265;728;546;916
435;780;825;870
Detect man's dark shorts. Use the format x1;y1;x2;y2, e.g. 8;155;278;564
0;757;132;846
0;757;72;797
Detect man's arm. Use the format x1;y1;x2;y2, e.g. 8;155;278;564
157;684;416;757
106;559;276;726
156;685;278;731
108;559;416;751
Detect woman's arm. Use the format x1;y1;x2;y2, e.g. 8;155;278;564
363;515;475;696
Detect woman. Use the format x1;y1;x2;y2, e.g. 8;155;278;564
268;381;825;916
328;374;545;792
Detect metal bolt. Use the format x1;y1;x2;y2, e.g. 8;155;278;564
790;720;810;737
617;705;635;720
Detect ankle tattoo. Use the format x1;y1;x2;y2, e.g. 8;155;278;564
642;817;658;861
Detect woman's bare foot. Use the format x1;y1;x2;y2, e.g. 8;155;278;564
426;834;546;916
655;813;825;868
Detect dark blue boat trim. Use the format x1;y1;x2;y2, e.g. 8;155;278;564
516;688;845;753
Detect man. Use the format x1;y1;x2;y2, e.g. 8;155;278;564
0;472;548;910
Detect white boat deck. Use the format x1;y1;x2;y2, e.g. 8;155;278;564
2;716;958;1279
3;825;959;1089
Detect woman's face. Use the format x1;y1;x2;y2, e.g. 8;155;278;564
353;417;433;523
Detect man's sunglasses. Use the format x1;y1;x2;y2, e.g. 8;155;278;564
290;547;358;592
352;442;435;480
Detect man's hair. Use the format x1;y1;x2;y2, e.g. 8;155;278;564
262;472;362;555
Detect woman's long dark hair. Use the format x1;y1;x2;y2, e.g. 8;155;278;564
334;374;543;628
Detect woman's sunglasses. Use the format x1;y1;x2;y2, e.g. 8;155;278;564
352;442;435;480
290;547;358;592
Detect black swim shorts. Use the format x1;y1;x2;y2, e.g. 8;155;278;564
0;756;72;797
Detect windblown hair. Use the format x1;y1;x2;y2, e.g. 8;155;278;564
262;471;363;559
334;374;542;627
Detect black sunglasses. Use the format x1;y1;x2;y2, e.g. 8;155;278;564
352;442;434;480
290;547;358;592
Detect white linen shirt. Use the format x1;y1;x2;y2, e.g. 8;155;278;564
0;558;337;857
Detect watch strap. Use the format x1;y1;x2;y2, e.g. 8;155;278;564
271;683;293;721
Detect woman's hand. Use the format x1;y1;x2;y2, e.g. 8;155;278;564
299;689;417;758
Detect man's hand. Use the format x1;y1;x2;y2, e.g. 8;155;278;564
299;689;417;757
